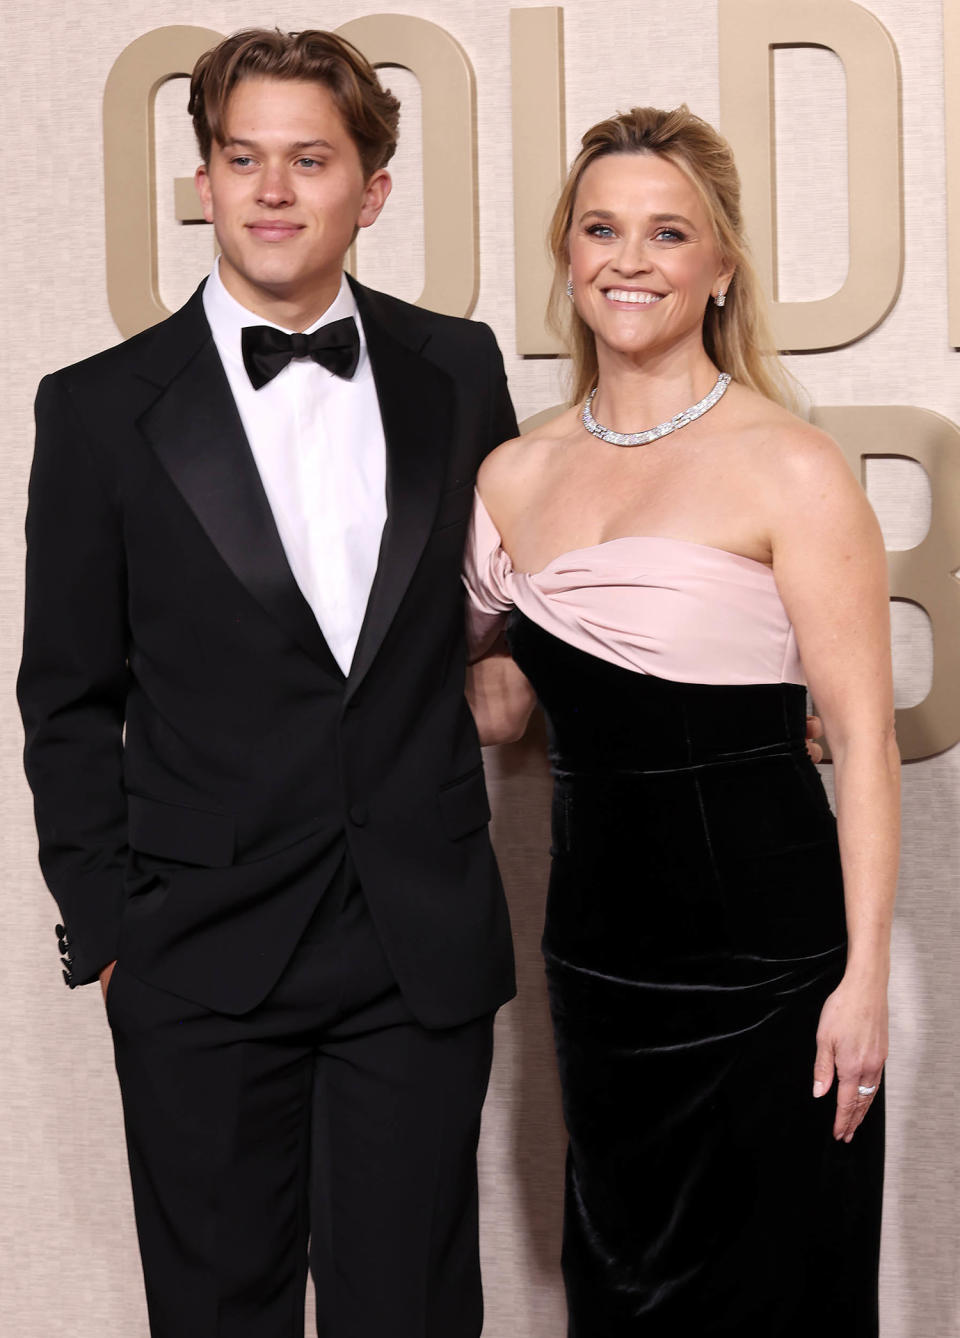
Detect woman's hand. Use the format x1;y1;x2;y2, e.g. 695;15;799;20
99;959;116;1003
812;972;888;1142
804;714;823;764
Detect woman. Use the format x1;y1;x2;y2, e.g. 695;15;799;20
465;106;897;1336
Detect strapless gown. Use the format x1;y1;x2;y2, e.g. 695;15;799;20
464;494;884;1337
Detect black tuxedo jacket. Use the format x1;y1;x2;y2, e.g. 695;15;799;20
18;279;519;1023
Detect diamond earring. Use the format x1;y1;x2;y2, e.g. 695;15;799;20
714;289;727;308
566;278;574;300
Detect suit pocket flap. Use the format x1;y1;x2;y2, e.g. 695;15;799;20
438;767;491;840
127;794;235;867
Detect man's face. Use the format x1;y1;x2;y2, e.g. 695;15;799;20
195;77;391;322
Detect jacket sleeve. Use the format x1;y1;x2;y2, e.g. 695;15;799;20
17;373;130;987
479;324;519;456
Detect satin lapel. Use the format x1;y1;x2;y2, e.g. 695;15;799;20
138;333;343;677
346;303;454;698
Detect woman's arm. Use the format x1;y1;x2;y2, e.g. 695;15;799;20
466;635;537;746
462;445;540;746
768;424;899;1143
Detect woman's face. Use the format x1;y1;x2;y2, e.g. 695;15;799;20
567;151;732;364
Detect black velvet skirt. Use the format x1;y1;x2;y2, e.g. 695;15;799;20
507;612;884;1338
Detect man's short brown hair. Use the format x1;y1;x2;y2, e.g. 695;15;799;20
188;28;400;177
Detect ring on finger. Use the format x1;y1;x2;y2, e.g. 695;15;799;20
857;1084;877;1098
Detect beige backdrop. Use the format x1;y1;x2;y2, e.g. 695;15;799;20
2;2;958;1335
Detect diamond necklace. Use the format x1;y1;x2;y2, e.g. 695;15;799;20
581;371;732;447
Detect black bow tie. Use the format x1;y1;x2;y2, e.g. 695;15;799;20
241;317;360;390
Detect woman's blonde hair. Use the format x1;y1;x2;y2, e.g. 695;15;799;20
548;104;797;410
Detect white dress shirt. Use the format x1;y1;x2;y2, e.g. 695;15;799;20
203;261;387;675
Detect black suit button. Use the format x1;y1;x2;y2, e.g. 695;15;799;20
349;804;368;827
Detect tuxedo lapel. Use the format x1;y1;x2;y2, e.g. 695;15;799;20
346;283;455;698
137;293;342;676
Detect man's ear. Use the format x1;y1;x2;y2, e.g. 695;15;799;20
357;170;392;231
195;163;214;224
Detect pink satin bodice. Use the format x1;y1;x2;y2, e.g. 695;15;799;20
463;491;805;686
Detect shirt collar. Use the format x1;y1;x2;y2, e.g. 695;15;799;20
202;258;363;368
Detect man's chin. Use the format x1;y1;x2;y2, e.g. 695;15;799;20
223;258;307;299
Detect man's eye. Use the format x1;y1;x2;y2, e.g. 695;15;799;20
231;156;254;168
296;157;323;168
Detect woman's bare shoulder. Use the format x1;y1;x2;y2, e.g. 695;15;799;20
726;384;852;486
478;405;580;512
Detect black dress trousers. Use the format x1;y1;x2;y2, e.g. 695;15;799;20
108;860;495;1338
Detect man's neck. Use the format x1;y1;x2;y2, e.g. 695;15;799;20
217;261;345;332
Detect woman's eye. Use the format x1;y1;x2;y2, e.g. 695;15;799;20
586;223;615;238
655;228;685;242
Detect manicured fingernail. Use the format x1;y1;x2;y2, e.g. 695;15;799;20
813;1081;825;1098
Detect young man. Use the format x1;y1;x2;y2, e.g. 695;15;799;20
18;29;517;1337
